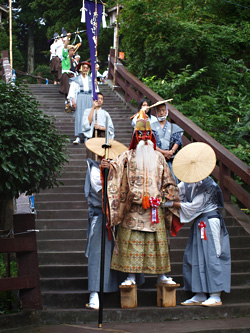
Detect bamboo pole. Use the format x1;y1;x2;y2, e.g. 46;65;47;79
9;0;13;71
113;3;119;87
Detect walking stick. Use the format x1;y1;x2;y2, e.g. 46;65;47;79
98;117;110;328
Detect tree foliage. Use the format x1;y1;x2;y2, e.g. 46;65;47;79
0;81;69;201
118;0;250;165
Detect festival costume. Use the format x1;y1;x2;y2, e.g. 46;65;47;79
82;107;114;140
59;48;77;96
85;158;144;307
50;39;63;83
107;111;179;275
131;114;158;128
68;75;93;137
151;120;183;182
179;177;231;295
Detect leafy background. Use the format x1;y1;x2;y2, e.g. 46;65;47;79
0;0;249;165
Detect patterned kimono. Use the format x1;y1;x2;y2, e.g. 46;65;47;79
107;149;179;274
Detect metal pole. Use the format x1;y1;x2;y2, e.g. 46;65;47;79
9;0;13;71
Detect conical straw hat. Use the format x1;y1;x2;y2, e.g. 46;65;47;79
85;138;128;160
172;142;216;183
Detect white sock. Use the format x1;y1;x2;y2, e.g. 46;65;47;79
209;292;221;302
191;292;207;302
89;292;99;305
128;273;135;282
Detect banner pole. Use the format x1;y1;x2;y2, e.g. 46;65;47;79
113;2;119;87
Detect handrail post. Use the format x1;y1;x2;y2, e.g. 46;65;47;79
219;162;231;202
108;49;115;81
125;79;130;102
14;214;42;309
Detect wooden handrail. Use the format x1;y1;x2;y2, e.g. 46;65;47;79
109;49;250;210
0;214;42;310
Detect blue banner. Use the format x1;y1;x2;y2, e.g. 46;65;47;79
85;0;103;100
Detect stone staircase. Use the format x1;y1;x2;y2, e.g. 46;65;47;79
27;83;250;323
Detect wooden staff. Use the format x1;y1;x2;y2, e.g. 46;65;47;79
98;117;110;328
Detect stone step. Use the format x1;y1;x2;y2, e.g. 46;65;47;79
35;193;85;202
40;286;250;309
39;271;250;291
36;197;88;211
35;201;88;210
39;185;84;194
11;305;250;327
36;236;250;251
35;219;87;230
36;229;87;240
36;209;87;220
37;246;250;271
52;178;85;186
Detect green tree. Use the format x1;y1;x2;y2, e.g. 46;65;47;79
0;21;24;70
0;81;69;228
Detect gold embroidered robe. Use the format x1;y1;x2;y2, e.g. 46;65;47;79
107;149;179;232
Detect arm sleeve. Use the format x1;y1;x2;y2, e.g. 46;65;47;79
131;115;138;128
90;166;102;192
62;48;68;60
170;132;183;148
180;193;205;222
152;130;162;148
67;81;79;101
82;108;93;138
107;113;115;139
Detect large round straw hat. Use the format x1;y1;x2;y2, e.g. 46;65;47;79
85;138;128;160
172;142;216;183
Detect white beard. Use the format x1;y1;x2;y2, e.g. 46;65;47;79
135;140;157;172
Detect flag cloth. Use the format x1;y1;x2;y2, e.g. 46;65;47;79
85;0;103;100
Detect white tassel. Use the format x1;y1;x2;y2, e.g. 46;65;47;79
102;5;107;28
81;0;86;23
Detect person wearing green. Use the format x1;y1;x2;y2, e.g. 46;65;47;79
59;35;78;107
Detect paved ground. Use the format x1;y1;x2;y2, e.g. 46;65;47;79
1;318;250;333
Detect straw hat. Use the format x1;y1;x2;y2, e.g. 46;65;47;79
172;142;216;183
85;138;128;160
